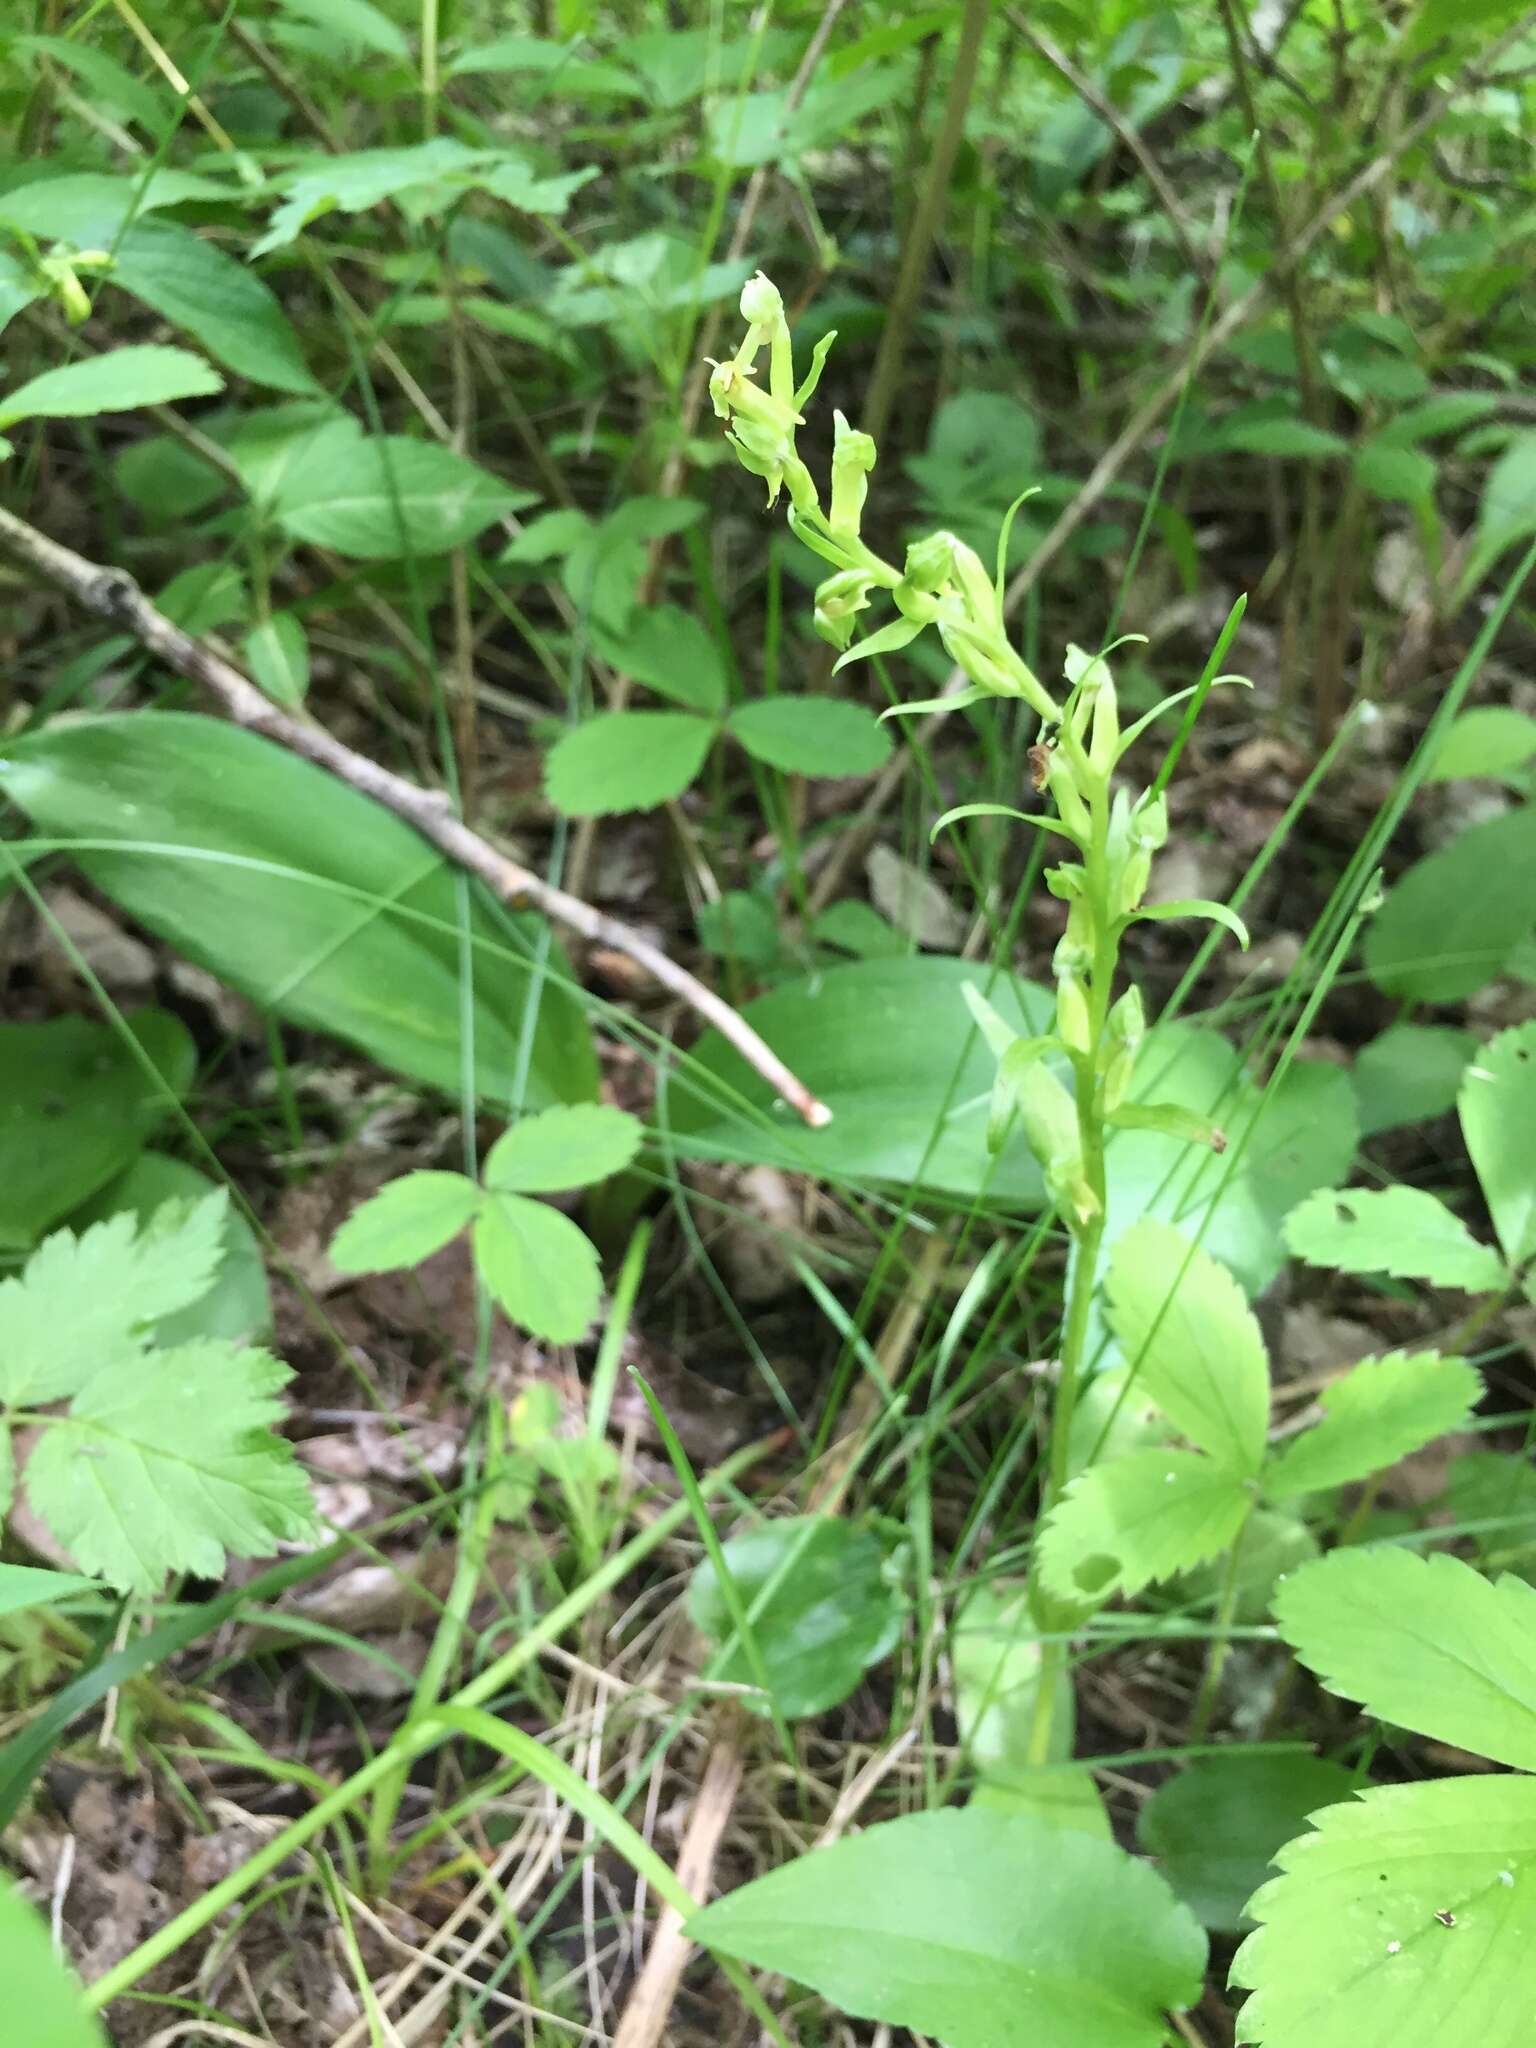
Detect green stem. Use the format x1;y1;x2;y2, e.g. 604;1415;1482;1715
84;1435;776;2015
1189;1507;1252;1742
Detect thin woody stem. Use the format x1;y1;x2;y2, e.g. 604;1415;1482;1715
0;504;832;1128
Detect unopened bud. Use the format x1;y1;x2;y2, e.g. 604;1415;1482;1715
1046;752;1092;842
739;271;784;328
812;568;873;648
1056;972;1091;1056
830;409;876;533
1130;791;1168;852
904;530;959;593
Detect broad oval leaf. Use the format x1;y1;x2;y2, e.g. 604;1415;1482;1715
483;1103;642;1193
1233;1777;1536;2048
242;611;310;708
590;604;727;712
544;710;714;817
1265;1351;1482;1502
0;1878;107;2048
1274;1549;1536;1772
1106;1221;1270;1475
271;433;521;558
0;344;221;430
0;714;597;1111
1365;805;1536;1001
689;1516;901;1719
0;1012;195;1250
472;1191;601;1343
726;696;893;778
1351;1023;1474;1136
1138;1753;1356;1933
1460;1020;1536;1269
107;218;317;394
1038;1448;1253;1605
329;1171;482;1273
689;1806;1207;2048
1283;1185;1507;1292
1426;706;1536;784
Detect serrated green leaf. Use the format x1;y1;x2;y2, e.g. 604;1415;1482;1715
1460;1022;1536;1269
689;1517;901;1720
472;1192;601;1343
1233;1777;1536;2048
726;697;893;778
329;1171;481;1274
1283;1186;1507;1292
1139;1753;1356;1933
1274;1549;1536;1771
0;1877;108;2048
1265;1351;1483;1501
544;710;714;817
1039;1448;1252;1604
0;346;222;430
0;1196;229;1406
483;1104;642;1194
23;1340;317;1595
1107;1221;1271;1475
590;604;727;712
689;1806;1207;2048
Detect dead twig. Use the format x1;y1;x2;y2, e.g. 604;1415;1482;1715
0;503;832;1128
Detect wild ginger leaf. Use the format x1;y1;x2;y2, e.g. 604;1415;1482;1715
329;1171;482;1273
482;1104;642;1194
1274;1549;1536;1773
690;1806;1206;2048
1039;1449;1252;1606
1106;1221;1270;1477
1265;1351;1483;1501
23;1340;317;1596
473;1192;602;1343
1233;1777;1536;2048
1284;1185;1506;1293
0;1195;229;1405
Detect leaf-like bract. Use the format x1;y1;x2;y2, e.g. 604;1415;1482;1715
690;1806;1206;2048
473;1192;602;1342
1106;1221;1270;1476
1284;1186;1505;1293
1039;1448;1252;1605
483;1104;642;1193
1234;1777;1536;2048
329;1172;482;1273
1274;1549;1536;1772
1265;1351;1482;1501
24;1340;317;1595
1460;1021;1536;1270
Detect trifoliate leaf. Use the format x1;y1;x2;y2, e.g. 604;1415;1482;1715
472;1192;602;1342
1460;1021;1536;1270
1283;1186;1506;1293
1233;1777;1536;2048
22;1340;317;1595
0;1195;230;1405
1265;1351;1482;1501
1274;1549;1536;1771
482;1103;642;1194
1106;1221;1270;1476
329;1171;482;1273
690;1807;1206;2048
1039;1448;1253;1605
689;1517;901;1719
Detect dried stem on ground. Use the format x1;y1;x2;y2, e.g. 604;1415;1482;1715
0;503;833;1128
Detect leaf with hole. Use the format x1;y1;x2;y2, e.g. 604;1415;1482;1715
1039;1449;1253;1605
1265;1351;1482;1501
1138;1753;1356;1933
727;697;894;778
690;1806;1206;2048
689;1517;901;1719
1284;1186;1506;1292
0;1012;195;1250
544;710;714;817
483;1104;642;1193
1460;1020;1536;1269
0;713;597;1111
329;1171;482;1274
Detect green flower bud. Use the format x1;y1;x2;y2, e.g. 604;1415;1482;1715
739;270;784;329
1130;791;1168;852
812;568;875;649
829;410;876;534
949;537;1002;627
903;530;960;594
1055;971;1091;1056
1119;849;1152;913
1089;670;1120;775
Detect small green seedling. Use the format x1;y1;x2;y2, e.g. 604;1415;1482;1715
328;1102;643;1342
0;1193;316;1594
